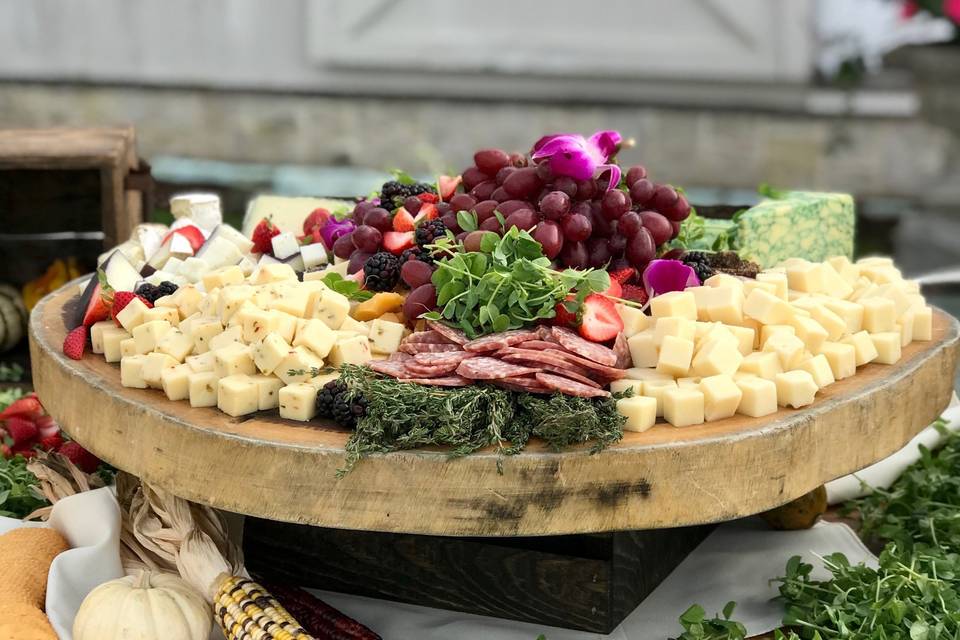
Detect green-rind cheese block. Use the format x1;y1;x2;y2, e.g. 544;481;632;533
735;191;854;268
243;195;354;236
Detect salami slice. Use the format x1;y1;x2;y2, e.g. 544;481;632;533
536;325;554;341
543;348;627;380
456;357;542;380
535;372;611;398
551;326;619;367
492;377;552;394
401;330;449;345
515;340;561;351
412;351;475;366
367;359;408;378
426;320;469;345
613;332;633;369
399;343;462;355
537;365;601;388
403;360;459;377
401;376;472;387
387;351;413;362
497;348;591;376
463;330;540;353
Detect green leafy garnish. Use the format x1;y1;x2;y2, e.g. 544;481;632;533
456;210;479;232
320;272;374;302
665;207;706;252
0;362;24;382
0;454;48;518
672;602;748;640
388;169;417;185
421;227;609;338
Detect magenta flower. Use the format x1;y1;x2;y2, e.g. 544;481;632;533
531;130;623;191
320;217;355;250
944;0;960;22
642;259;700;298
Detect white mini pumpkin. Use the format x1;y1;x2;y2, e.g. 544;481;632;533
73;570;211;640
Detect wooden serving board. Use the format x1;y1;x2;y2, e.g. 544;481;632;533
29;281;960;536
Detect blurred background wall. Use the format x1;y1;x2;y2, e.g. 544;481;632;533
1;0;959;273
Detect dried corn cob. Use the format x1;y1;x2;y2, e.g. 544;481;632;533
263;581;382;640
215;575;313;640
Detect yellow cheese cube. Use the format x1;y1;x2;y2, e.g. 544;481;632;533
102;327;132;363
213;343;256;378
860;297;896;333
704;287;743;325
161;364;191;401
726;325;756;357
328;335;373;367
239;306;278;344
756;271;788;300
913;306;933;341
142;306;180;327
700;374;742;421
617;304;651;337
735;376;778;417
90;320;115;354
173;285;203;318
115;297;150;332
821;299;863;335
276;346;325;385
790;316;828;354
610;379;644;395
653;317;696;347
694;323;736;352
120;355;149;389
628;332;660;369
252;333;292;375
774;370;818;408
819;262;854;299
742;279;778;299
269;288;313;319
142;352;179;388
738;352;782;380
650;291;697;321
624;368;674;382
642;379;678;417
118;337;137;359
185;351;216;373
656;336;694;377
869;332;901;365
872;284;911;316
252;262;298;285
617;396;658;433
202;265;245;291
691;338;742;377
860;264;902;285
293;319;337;359
763;333;806;370
842;331;879;366
798;354;835;389
795;301;847;341
662;387;705;427
760;325;795;348
208;325;243;352
309;289;351;329
157;328;194;362
188;371;220;408
132;320;172;355
817;342;857;380
786;262;825;293
897;310;914;347
687;287;720;321
279;383;318;421
368;319;407;355
704;273;744;293
191;319;224;354
677;376;702;388
249;374;284;410
744;289;793;325
217;375;259;417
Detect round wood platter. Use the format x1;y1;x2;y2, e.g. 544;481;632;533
30;281;960;536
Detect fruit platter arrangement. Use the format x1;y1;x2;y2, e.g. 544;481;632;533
50;129;948;478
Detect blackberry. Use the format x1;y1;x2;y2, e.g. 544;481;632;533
315;379;367;429
135;281;178;304
363;251;401;291
681;251;714;282
399;246;433;267
415;219;447;249
681;251;760;282
379;180;436;211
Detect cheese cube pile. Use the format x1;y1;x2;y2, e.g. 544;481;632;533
109;266;409;422
618;255;933;430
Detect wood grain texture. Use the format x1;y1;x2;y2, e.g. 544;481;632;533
29;281;960;536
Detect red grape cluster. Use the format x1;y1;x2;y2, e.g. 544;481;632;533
451;149;690;271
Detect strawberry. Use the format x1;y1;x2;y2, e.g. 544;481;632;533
392;207;416;232
80;291;111;327
438;175;462;201
111;291;152;326
382;231;416;255
602;279;623;299
62;325;87;360
553;296;578;328
39;433;64;451
609;267;636;285
164;225;205;253
0;394;44;421
57;441;101;473
4;416;38;446
251;218;280;254
578;293;624;342
417;192;439;204
413;202;438;223
303;208;331;235
36;415;60;439
621;285;649;306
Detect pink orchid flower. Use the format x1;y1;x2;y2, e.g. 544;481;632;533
945;0;960;22
642;259;700;298
530;130;623;191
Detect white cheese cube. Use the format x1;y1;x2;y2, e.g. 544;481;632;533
617;304;651;337
650;291;697;321
208;325;243;351
763;333;806;371
743;289;793;325
340;316;371;337
610;379;644;395
694;323;736;352
268;288;312;318
309;289;351;329
120;355;149;389
188;371;220;407
368;319;405;355
252;333;292;375
793;300;847;341
913;306;933;341
267;310;298;343
786;262;825;293
653;317;696;347
142;352;179;388
185;351;216;373
132;320;172;355
276;346;325;385
161;364;192;401
662;387;705;427
756;271;789;300
700;375;742;421
157;328;194;362
293;319;337;359
217;375;259;417
842;331;879;366
642;379;678;417
271;231;300;260
775;370;818;408
142;306;180;327
300;243;329;270
869;332;902;365
199;237;243;270
116;297;150;332
179;311;201;338
239;306;278;344
90;320;115;354
119;337;137;359
691;338;742;378
617;396;657;433
328;335;373;367
735;376;778;417
307;372;340;389
218;285;255;324
213;343;256;378
798;354;835;389
687;287;721;321
191;318;224;354
251;374;284;410
817;342;857;380
656;336;694;378
860;297;896;333
202;265;245;291
102;327;132;363
177;257;211;283
279;383;318;421
738;352;782;380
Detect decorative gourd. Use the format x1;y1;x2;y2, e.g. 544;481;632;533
73;570;211;640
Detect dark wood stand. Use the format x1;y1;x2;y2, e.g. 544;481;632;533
244;520;714;633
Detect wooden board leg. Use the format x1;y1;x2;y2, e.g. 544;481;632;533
759;485;828;530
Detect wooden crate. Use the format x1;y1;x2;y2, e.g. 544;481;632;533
244;521;714;633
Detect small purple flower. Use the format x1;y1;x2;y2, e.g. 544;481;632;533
320;217;355;250
642;259;700;298
531;130;623;191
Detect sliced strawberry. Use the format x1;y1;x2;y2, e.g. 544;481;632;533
392;207;416;232
81;288;111;327
609;267;636;285
57;441;101;473
553;295;578;328
39;433;64;451
111;291;152;326
252;218;280;255
413;202;439;223
62;325;88;360
578;293;624;342
382;231;416;255
417;192;439;204
35;415;60;439
438;175;462;201
0;394;44;421
621;284;649;306
303;208;331;235
602;279;623;299
4;416;38;446
165;225;205;253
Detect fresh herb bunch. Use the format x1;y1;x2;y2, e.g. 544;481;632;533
671;603;748;640
422;226;610;338
321;272;374;302
336;364;626;475
0;454;48;518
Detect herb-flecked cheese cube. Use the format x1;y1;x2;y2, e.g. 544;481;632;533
641;379;678;417
202;265;244;292
102;327;132;363
798;354;835;389
650;291;697;321
116;297;150;332
186;351;216;373
700;375;742;422
173;285;204;318
157;328;194;362
133;320;172;355
662;387;705;427
340;316;371;336
213;343;256;378
279;383;318;421
775;370;818;408
270;310;299;343
869;332;901;365
179;312;201;339
610;380;644;395
217;375;259;417
617;304;651;337
368;319;405;355
120;355;149;389
239;306;279;344
842;331;879;366
328;335;372;367
309;289;350;329
191;318;224;354
252;333;292;375
142;352;179;388
617;396;657;433
119;337;137;359
656;336;693;378
208;325;243;352
161;364;191;401
251;374;284;410
142;306;180;327
90;320;115;354
294;318;337;359
188;371;220;407
218;285;255;324
269;288;312;318
252;262;298;285
276;346;325;385
735;376;778;417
